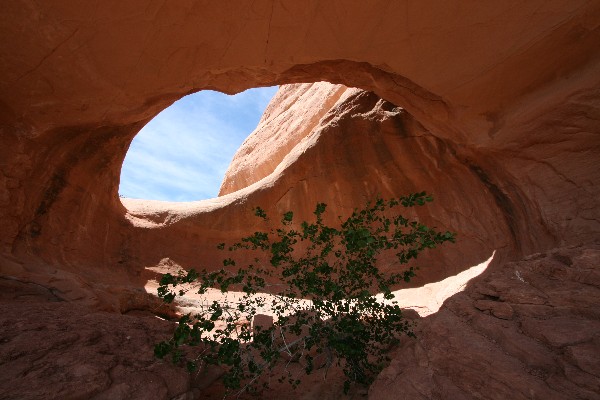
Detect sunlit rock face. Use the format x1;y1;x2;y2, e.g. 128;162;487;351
219;83;349;196
0;1;599;399
217;82;540;284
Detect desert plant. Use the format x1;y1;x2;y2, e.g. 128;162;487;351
155;192;455;395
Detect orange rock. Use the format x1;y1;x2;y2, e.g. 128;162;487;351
369;246;600;400
1;2;600;399
0;2;598;295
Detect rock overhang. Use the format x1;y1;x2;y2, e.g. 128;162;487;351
0;1;599;304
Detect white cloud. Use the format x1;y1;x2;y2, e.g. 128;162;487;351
119;86;279;201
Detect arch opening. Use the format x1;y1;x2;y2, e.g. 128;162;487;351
122;81;502;296
119;86;278;202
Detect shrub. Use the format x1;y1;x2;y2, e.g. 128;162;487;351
155;192;455;395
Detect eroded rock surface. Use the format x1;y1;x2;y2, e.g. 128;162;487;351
219;83;349;195
370;245;600;400
0;2;599;399
0;279;192;400
1;2;599;288
3;246;597;400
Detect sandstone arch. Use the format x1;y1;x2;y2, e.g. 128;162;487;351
2;2;599;301
1;1;600;306
1;1;600;398
2;1;600;298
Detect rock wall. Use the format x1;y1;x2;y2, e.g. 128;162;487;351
1;1;599;398
1;3;599;288
369;245;600;400
217;82;554;282
0;281;193;400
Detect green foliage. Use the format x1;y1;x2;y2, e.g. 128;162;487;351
155;192;455;396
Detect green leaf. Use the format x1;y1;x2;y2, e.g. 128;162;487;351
254;207;267;219
186;361;197;372
210;308;223;321
282;211;294;224
314;203;327;216
154;341;172;359
223;258;236;267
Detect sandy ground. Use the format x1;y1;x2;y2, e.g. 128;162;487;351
144;252;495;322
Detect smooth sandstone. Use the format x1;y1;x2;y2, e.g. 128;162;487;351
0;2;599;399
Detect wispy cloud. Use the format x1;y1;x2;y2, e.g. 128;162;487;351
119;86;279;201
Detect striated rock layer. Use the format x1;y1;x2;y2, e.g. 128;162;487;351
0;1;599;399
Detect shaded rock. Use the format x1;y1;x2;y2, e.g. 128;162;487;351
0;2;598;307
0;301;192;400
370;246;600;400
0;3;599;399
473;299;514;320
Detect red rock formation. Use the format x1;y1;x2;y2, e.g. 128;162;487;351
0;278;193;399
219;83;349;196
1;3;598;283
216;82;540;284
0;1;599;398
369;245;600;400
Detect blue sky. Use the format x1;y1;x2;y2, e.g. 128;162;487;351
119;86;279;201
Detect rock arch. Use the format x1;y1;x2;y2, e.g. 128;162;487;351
1;1;599;307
